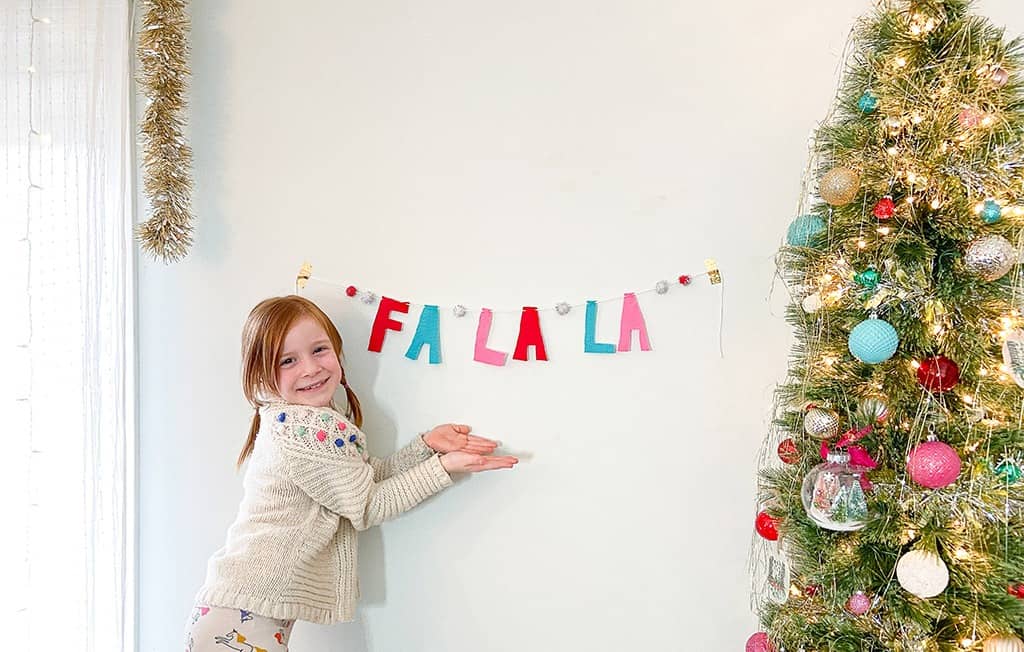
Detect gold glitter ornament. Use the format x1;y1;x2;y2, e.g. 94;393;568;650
803;406;841;440
819;167;861;206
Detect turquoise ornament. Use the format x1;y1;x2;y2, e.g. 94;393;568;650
857;91;879;114
981;200;1002;224
787;214;826;247
995;459;1023;483
848;317;899;364
854;268;880;289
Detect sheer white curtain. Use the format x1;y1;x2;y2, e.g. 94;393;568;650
2;1;136;651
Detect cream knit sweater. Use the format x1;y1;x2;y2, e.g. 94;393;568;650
194;402;453;624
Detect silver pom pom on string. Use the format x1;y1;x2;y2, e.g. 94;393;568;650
360;291;378;305
452;304;467;318
555;302;571;316
655;280;670;295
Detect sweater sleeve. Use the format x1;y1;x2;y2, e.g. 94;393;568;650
269;405;453;530
368;435;436;481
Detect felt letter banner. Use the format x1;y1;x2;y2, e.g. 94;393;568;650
368;296;409;353
618;292;652;352
405;304;442;364
584;300;615;354
513;307;548;362
474;308;508;366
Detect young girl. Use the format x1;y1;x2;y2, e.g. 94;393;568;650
185;295;518;651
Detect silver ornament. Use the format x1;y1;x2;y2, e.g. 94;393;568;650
965;234;1016;281
452;304;467;318
967;405;986;423
803;407;840;440
555;302;571;316
360;291;378;305
655;280;670;295
896;549;949;598
983;635;1024;652
858;396;889;423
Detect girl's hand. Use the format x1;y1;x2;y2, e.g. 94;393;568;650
423;424;499;455
440;451;518;474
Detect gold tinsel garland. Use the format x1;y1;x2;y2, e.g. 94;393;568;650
136;0;194;263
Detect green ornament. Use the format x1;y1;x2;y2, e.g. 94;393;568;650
296;426;308;436
854;268;880;289
995;460;1023;483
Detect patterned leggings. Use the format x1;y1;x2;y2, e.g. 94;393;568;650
184;604;295;652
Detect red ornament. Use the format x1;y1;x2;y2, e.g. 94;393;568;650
777;438;800;465
1009;583;1024;598
907;440;962;489
846;591;871;615
755;510;780;541
958;107;984;129
916;355;960;392
803;584;820;597
746;632;777;652
872;196;896;220
345;285;358;297
678;275;692;286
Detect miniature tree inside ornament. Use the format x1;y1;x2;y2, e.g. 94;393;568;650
801;449;870;531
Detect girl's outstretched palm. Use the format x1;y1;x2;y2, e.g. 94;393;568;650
440;450;518;474
424;424;499;455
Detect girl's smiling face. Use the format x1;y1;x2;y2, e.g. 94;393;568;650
275;317;343;407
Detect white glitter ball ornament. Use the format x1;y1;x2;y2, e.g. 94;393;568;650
555;302;571;316
655;280;670;295
896;549;949;598
452;304;467;318
983;635;1024;652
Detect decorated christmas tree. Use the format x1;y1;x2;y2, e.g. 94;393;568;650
751;2;1024;651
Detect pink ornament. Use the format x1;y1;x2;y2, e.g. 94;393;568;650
746;632;776;652
958;107;984;129
992;66;1009;87
847;591;871;615
316;430;328;442
907;440;961;488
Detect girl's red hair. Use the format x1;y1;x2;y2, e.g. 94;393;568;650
236;295;362;468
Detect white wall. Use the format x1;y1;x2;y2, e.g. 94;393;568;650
138;2;1024;650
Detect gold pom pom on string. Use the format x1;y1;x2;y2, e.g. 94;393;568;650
819;167;861;206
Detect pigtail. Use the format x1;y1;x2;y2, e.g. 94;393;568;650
237;405;261;469
340;367;363;429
